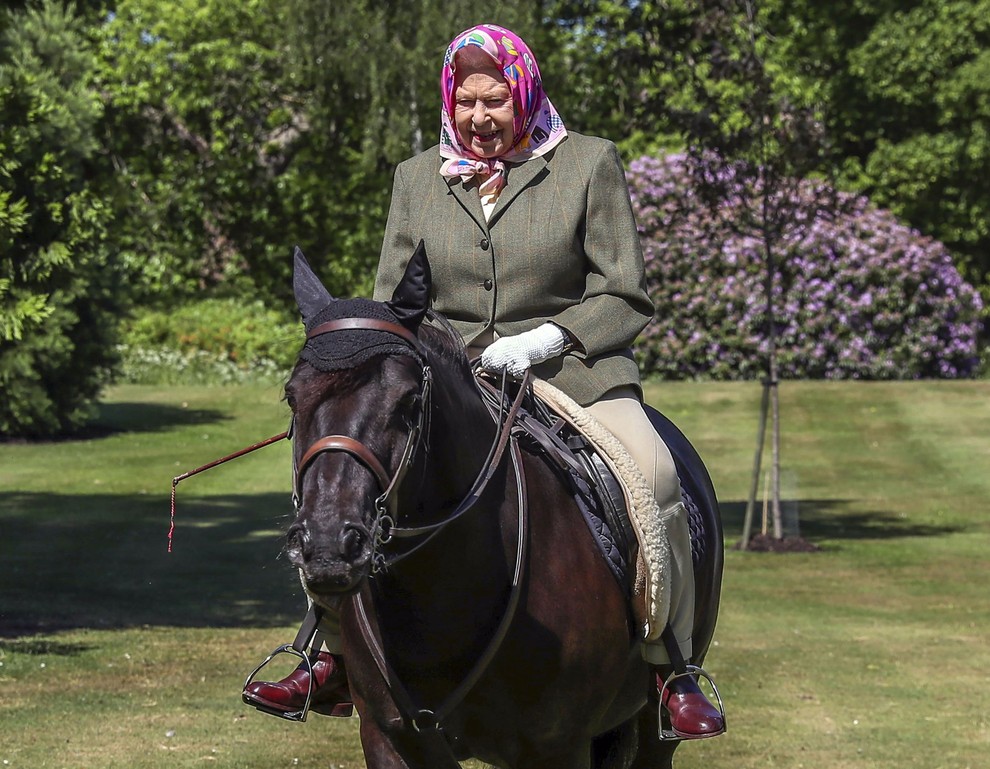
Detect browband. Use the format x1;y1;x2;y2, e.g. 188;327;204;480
306;318;427;357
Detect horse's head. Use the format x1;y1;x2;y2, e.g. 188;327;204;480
284;242;432;598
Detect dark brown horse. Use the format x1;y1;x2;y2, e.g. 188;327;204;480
283;243;723;769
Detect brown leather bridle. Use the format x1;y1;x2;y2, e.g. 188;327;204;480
292;317;527;572
291;318;433;569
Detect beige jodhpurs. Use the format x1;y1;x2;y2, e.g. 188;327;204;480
584;386;695;665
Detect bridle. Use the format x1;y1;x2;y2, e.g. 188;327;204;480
293;317;527;572
292;318;433;570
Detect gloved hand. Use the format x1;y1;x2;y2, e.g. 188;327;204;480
480;323;567;378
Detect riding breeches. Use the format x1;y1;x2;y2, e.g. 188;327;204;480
584;386;695;665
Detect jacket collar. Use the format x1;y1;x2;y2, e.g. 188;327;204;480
444;153;552;232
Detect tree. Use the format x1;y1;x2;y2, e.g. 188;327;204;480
571;0;842;543
764;0;990;302
96;0;307;302
0;0;126;437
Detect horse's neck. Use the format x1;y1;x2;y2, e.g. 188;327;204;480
423;363;498;504
387;360;508;595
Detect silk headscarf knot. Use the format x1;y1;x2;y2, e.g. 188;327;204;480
439;24;567;197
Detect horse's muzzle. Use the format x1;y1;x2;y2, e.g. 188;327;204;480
285;520;372;594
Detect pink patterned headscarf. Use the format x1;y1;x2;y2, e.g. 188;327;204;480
439;24;567;196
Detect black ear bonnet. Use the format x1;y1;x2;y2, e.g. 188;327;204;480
299;298;423;372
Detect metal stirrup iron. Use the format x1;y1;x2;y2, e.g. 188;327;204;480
656;624;726;741
242;606;325;722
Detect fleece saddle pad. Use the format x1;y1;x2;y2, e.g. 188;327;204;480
528;379;673;642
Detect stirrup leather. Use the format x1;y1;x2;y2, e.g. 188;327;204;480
242;607;324;722
657;664;726;741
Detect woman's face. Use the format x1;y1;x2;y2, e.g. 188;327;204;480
453;65;515;159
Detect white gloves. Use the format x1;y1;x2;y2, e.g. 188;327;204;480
480;323;567;378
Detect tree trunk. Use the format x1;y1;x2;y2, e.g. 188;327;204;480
740;380;770;550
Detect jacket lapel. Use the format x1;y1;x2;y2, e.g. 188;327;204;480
445;176;489;234
443;154;551;231
489;156;550;226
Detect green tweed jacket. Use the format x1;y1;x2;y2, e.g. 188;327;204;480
373;132;654;406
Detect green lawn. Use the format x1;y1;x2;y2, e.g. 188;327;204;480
1;381;988;768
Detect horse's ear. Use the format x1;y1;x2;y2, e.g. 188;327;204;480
293;246;334;324
387;240;431;330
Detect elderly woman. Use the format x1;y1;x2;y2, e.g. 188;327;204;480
244;23;724;741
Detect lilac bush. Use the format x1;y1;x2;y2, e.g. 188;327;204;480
627;154;984;380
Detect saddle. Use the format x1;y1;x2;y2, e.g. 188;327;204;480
509;387;638;589
475;373;671;639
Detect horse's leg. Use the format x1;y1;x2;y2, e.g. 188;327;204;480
358;718;462;769
592;719;640;769
623;705;677;769
516;743;593;769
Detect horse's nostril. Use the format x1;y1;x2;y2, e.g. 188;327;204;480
340;525;367;562
286;521;309;563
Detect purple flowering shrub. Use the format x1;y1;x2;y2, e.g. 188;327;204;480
627;154;984;380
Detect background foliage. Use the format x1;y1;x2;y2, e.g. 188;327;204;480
2;0;988;435
630;154;984;380
0;1;125;437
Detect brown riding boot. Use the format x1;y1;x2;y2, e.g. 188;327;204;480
243;651;353;717
656;669;726;740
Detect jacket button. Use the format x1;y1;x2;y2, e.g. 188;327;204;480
480;237;490;250
483;278;493;291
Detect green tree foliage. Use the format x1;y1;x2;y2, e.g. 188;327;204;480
97;0;301;301
550;0;990;304
97;0;550;305
0;0;126;438
849;1;990;295
758;0;990;298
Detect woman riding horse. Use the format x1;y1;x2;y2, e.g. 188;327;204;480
243;23;724;742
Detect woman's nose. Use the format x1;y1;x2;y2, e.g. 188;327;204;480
472;101;489;124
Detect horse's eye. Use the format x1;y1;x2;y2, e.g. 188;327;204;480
398;391;421;424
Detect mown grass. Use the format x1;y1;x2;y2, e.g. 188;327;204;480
1;381;988;769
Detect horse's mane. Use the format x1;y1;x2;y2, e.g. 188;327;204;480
419;309;475;379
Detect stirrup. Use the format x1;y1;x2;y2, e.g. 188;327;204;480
657;664;727;741
242;606;325;722
242;644;319;722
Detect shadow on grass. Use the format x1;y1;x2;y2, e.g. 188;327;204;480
0;491;304;639
92;401;230;435
2;487;969;639
719;498;964;546
5;403;232;444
